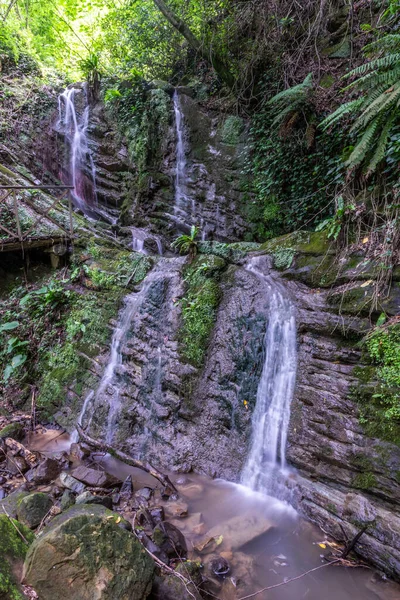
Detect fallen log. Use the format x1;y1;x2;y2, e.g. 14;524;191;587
76;424;177;495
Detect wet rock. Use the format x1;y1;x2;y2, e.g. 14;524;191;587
0;514;35;600
23;504;154;600
210;556;230;577
31;457;63;484
165;500;188;518
150;506;165;524
0;422;24;440
152;561;203;600
17;492;53;529
0;488;5;500
60;490;75;511
197;513;273;553
135;487;153;502
59;472;86;495
75;491;113;510
120;475;133;496
152;522;187;560
6;452;29;474
69;442;90;462
71;465;119;488
0;488;29;518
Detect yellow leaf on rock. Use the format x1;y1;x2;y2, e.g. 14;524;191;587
362;237;369;244
361;280;372;288
318;543;326;549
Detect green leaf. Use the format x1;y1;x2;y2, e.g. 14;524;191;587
377;313;387;327
0;321;20;332
11;354;27;368
4;365;13;382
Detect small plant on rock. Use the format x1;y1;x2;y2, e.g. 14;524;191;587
172;226;199;262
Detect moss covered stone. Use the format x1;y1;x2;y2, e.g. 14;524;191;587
0;514;34;600
23;504;154;600
0;422;24;441
17;493;53;529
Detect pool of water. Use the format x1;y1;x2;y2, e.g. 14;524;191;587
28;431;400;600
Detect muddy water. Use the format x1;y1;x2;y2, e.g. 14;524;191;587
28;432;400;600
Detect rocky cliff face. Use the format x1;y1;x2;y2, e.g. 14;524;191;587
5;80;400;579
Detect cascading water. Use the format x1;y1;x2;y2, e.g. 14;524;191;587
57;87;97;215
173;90;187;219
241;256;297;495
75;259;178;443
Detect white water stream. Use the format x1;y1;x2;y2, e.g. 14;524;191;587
74;260;178;442
173;90;187;218
241;257;297;494
58;87;97;213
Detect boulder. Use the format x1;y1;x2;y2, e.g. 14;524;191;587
75;491;113;510
59;472;86;494
0;488;29;518
6;452;29;474
0;513;34;600
17;492;53;529
23;504;154;600
152;522;187;560
71;466;119;488
196;513;273;553
31;457;63;484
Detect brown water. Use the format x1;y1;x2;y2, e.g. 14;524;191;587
28;431;400;600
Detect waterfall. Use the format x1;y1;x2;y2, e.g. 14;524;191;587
241;257;297;494
173;90;187;219
57;86;99;218
75;260;178;443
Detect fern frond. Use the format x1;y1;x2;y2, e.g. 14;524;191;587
344;54;400;79
267;73;313;105
366;115;395;173
271;105;298;128
346;119;381;168
353;83;400;131
320;98;364;130
364;35;400;54
345;68;400;92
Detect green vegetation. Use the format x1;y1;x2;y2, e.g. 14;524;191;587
0;241;151;415
322;33;400;173
0;514;34;600
353;322;400;445
172;226;199;261
179;255;223;367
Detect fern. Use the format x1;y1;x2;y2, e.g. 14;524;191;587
267;73;314;133
321;34;400;173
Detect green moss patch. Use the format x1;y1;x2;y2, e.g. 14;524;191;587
179;255;224;367
0;514;34;600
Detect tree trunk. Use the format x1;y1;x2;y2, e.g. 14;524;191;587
152;0;235;89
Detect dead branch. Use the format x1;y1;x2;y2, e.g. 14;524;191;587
76;424;177;495
341;525;368;559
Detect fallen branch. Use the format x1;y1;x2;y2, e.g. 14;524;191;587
76;424;177;495
341;525;368;559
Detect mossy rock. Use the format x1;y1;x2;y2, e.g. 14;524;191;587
0;514;34;600
0;422;24;441
23;504;154;600
17;493;53;529
260;230;333;256
0;489;29;519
